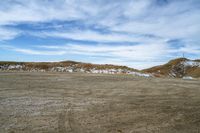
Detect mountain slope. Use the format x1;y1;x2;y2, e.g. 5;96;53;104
143;58;200;78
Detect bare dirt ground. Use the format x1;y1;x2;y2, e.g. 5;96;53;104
0;72;200;133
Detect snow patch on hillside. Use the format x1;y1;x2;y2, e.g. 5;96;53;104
128;72;152;77
0;64;24;70
182;61;200;67
183;76;193;80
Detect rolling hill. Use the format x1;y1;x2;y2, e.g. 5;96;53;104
143;58;200;78
1;58;200;78
0;61;152;77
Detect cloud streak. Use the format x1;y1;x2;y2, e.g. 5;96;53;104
0;27;21;41
0;45;67;55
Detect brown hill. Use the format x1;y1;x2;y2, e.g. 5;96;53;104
143;58;200;78
0;60;139;73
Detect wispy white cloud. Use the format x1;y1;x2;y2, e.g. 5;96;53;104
0;27;21;41
38;30;165;43
35;42;173;68
0;0;86;25
111;10;200;40
0;0;199;43
0;45;66;55
64;43;169;61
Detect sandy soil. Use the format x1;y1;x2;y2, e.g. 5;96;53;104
0;72;200;133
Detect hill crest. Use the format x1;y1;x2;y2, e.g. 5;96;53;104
143;58;200;78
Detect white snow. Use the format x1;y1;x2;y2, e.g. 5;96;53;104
183;61;200;67
128;71;151;77
67;69;73;73
183;76;193;80
9;65;23;69
51;67;74;72
0;64;24;70
90;69;125;74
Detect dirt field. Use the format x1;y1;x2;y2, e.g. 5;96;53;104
0;72;200;133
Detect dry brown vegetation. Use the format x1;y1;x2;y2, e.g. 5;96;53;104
0;72;200;133
143;58;188;74
0;61;138;71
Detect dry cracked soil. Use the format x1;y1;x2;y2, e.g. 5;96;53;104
0;72;200;133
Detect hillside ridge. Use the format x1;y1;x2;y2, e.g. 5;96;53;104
0;60;152;77
143;58;200;78
0;58;200;78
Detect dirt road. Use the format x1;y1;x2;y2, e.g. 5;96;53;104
0;72;200;133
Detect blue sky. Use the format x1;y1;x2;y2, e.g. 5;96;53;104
0;0;199;69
